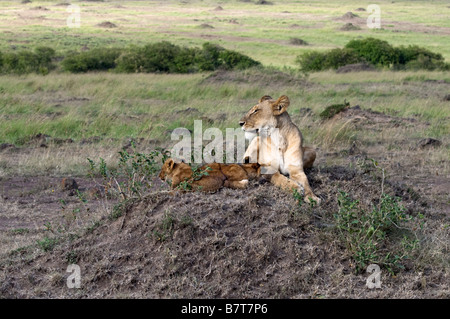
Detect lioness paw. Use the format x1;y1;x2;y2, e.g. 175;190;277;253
305;194;321;206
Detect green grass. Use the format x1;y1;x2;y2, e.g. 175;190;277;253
0;68;449;148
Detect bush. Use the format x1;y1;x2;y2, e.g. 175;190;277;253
2;42;260;74
1;46;56;75
395;45;440;64
334;191;419;273
219;49;261;70
87;145;170;200
116;42;197;73
61;48;123;73
345;37;397;67
395;45;448;70
319;100;350;120
115;41;260;74
297;38;448;72
114;46;145;73
296;51;326;72
297;48;361;72
139;41;187;73
405;54;448;71
196;42;225;71
35;46;56;65
323;48;362;69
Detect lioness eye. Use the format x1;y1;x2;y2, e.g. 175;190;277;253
252;109;259;114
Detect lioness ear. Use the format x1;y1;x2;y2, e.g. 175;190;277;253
259;95;273;103
272;95;290;115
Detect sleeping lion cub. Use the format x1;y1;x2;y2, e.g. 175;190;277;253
159;158;260;192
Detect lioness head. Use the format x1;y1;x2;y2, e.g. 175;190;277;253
239;95;290;134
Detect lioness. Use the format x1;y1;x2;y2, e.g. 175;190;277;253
159;158;260;192
239;95;320;204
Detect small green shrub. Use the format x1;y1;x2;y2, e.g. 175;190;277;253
395;45;442;65
219;49;261;70
88;145;170;200
345;37;397;67
323;48;362;69
296;51;326;72
1;47;56;74
319;100;350;120
297;48;361;72
139;41;188;73
334;191;419;273
109;202;126;221
35;46;56;65
196;42;223;71
61;48;123;73
405;54;449;71
37;236;59;252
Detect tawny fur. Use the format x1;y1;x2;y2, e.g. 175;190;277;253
240;95;320;204
159;158;260;192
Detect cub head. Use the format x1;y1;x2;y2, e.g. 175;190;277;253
239;95;290;133
159;158;180;181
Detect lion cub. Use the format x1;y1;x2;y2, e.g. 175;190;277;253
159;158;260;192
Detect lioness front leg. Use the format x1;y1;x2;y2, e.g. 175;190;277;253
288;166;321;205
270;172;300;192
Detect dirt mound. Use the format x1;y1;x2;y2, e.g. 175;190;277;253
416;138;442;149
341;12;358;19
340;23;361;31
30;6;49;10
336;63;376;73
97;21;117;28
332;106;422;130
289;37;308;46
199;23;214;29
256;0;273;5
1;163;447;298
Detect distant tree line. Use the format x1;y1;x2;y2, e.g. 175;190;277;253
0;38;447;75
0;42;261;75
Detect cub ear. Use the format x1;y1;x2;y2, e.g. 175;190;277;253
271;95;290;115
166;158;176;170
259;95;273;103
